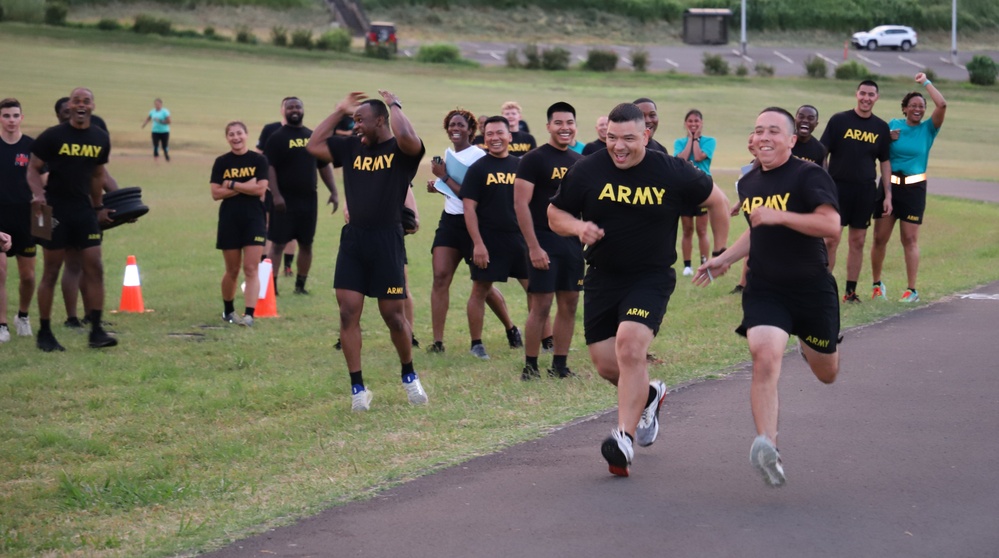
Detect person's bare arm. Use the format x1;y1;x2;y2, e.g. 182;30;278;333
378;90;422;156
548;204;604;246
319;164;339;212
307;92;366;163
514;178;548;270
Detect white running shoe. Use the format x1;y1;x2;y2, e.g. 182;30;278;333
600;429;634;477
682;266;694;276
0;324;10;343
750;434;786;487
402;373;428;405
351;387;373;412
14;315;32;336
635;380;667;447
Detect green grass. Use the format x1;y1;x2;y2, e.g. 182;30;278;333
1;25;998;557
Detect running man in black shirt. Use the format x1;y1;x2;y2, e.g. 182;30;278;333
27;87;116;351
549;103;730;477
514;102;583;380
307;90;428;411
0;98;37;341
697;107;841;487
263;97;339;296
820;80;892;302
791;105;826;165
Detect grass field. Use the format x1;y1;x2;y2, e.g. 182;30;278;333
1;25;999;557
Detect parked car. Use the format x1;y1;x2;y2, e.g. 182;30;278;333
851;25;917;51
365;21;398;53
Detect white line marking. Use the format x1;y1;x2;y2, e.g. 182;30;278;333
731;49;742;57
898;55;923;68
773;50;793;64
664;58;679;68
815;53;839;67
489;52;501;60
856;53;881;67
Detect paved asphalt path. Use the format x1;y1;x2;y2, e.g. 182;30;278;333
202;180;999;558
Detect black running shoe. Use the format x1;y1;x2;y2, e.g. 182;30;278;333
37;330;66;352
521;365;541;381
601;429;634;477
293;286;309;295
88;329;118;349
334;338;342;351
506;326;523;348
64;317;83;329
411;335;420;348
427;341;445;354
541;335;554;353
547;366;576;379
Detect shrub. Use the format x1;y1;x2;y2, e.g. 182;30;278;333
922;68;937;82
702;53;729;76
541;47;571;71
173;29;200;39
290;29;312;49
416;43;461;64
755;62;775;77
235;26;257;44
133;14;172;36
315;29;350;52
967;55;997;86
631;48;648;72
364;44;394;59
584;49;618;72
43;1;67;26
1;0;44;23
735;64;748;76
0;3;4;21
835;60;870;80
804;56;827;78
271;26;288;46
96;18;121;31
504;48;521;68
203;25;215;38
523;44;541;69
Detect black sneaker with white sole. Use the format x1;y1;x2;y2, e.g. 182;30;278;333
600;429;634;477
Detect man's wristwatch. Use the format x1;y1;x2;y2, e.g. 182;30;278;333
228;180;235;190
391;101;402;109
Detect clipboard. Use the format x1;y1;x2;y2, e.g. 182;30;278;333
31;205;53;241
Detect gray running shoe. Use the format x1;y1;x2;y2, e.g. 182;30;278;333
402;373;428;405
469;343;490;360
14;315;32;336
222;312;239;324
635;380;667;447
0;324;10;343
351;387;373;411
240;315;253;328
750;434;786;487
601;429;634;477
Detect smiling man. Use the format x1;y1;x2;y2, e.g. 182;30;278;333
791;104;827;165
548;102;729;477
696;107;841;487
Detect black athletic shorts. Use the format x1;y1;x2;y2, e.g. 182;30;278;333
737;271;840;354
41;203;102;250
583;265;675;345
468;228;529;283
875;176;926;225
0;203;37;258
679;202;708;218
216;208;266;250
268;198;318;244
527;231;584;293
836;179;877;229
334;224;407;299
431;212;472;260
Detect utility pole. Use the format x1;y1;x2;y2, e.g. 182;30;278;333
951;0;958;65
740;0;747;56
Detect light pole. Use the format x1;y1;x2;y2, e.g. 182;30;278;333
740;0;747;56
951;0;958;65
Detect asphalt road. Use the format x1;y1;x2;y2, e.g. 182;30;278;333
201;182;999;558
419;41;999;81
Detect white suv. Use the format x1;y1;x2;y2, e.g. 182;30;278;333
852;25;917;51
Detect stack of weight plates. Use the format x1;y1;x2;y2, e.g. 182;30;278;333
101;187;149;230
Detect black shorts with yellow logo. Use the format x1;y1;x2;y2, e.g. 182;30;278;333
468;228;529;283
527;231;584;294
737;271;840;354
334;224;407;299
216;210;266;250
42;202;102;250
583;266;675;345
875;177;926;225
0;203;38;257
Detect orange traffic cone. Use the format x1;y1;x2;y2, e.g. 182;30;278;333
255;258;278;318
119;255;145;312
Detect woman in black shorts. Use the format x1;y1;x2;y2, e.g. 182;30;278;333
210;121;269;326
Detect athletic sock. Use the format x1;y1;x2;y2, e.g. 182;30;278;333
646;385;659;406
284;254;294;269
683;260;692;268
846;280;857;294
349;370;364;390
88;310;103;332
401;361;415;380
244;307;255;318
17;311;28;319
224;299;235;315
295;275;307;290
471;339;483;349
552;354;567;369
873;280;882;287
525;356;539;369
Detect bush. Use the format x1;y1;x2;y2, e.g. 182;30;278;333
315;29;350;52
504;48;520;68
804;56;827;78
235;26;257;44
835;60;871;80
290;29;312;49
96;17;121;31
702;53;729;76
522;44;541;69
43;1;67;26
364;44;394;59
967;55;997;86
584;49;618;72
631;48;648;72
922;68;937;82
755;63;775;77
1;0;43;23
0;3;4;21
202;25;215;38
133;14;172;36
735;64;748;76
271;26;288;47
541;47;571;71
416;43;461;64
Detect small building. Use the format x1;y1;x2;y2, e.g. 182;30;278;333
683;8;733;45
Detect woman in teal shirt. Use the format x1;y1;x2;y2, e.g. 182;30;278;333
674;109;717;276
141;98;171;161
870;73;946;303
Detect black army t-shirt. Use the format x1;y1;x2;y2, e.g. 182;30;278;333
263;125;324;207
31;122;110;208
551;149;712;274
507;131;536;156
0;135;34;205
738;157;839;285
582;139;605;156
326;135;425;229
647;137;670;155
820;110;891;184
462;154;521;233
256;121;282;151
516;144;581;233
211;151;269;218
791;137;827;165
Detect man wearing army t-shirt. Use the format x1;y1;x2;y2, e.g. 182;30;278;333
633;97;669;155
549;103;730;477
582;115;608;156
514;102;582;380
307;90;428;411
697;107;841;487
500;101;536;156
27;87;116;351
790;105;826;165
820;80;892;302
263;97;339;296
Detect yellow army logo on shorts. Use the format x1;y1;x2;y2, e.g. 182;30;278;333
386;286;404;295
625;307;650;318
741;193;790;214
254;236;265;243
803;335;830;348
88;233;101;240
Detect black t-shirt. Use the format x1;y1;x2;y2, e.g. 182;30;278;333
211;150;269;217
91;115;109;135
647;137;669;155
326;135;425;229
820;110;891;184
507;131;537;156
792;137;827;165
256;121;282;151
551;149;712;273
462;154;521;233
334;115;355;135
516;144;581;234
738;157;839;285
0;135;33;205
31;122;111;208
263;125;323;205
582;139;605;156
